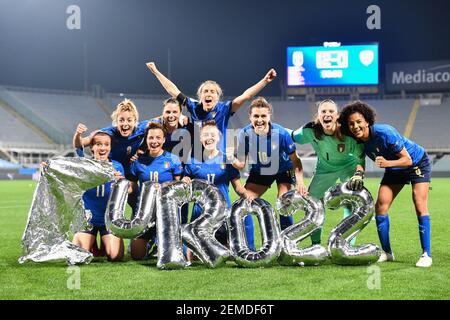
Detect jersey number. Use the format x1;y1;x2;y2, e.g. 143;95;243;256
207;173;215;184
96;185;105;197
258;152;269;164
149;171;159;182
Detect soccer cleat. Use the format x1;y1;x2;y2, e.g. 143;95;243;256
377;251;395;263
415;253;432;268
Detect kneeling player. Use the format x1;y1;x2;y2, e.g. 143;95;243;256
72;129;125;261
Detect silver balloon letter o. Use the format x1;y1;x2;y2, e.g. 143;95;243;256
228;198;281;268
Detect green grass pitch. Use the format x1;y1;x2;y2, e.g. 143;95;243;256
0;178;449;300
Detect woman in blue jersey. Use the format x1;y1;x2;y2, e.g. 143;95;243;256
128;122;183;260
233;97;307;230
339;100;432;268
75;99;151;216
135;98;192;163
72;131;125;261
146;62;277;155
182;121;253;261
290;99;366;245
75;99;149;179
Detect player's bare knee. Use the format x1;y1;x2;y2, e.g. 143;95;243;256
107;252;124;262
375;202;390;214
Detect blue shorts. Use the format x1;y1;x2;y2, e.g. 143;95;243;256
246;170;293;187
381;153;431;185
81;225;110;237
137;226;156;241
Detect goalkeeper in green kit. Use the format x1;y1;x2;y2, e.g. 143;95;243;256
290;99;366;245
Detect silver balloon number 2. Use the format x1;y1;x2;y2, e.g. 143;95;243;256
324;183;381;265
277;190;328;266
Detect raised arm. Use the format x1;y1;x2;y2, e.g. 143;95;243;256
146;62;181;98
73;123;88;149
231;68;277;113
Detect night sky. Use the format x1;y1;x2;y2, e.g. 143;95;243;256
0;0;449;96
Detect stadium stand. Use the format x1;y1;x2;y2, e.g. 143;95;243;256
363;98;415;135
0;85;449;175
410;98;450;151
4;87;111;144
0;104;49;145
0;159;21;169
107;94;167;121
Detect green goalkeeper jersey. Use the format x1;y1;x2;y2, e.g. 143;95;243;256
291;122;365;174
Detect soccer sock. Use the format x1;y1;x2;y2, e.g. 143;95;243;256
375;214;392;254
244;215;255;251
417;215;431;257
310;228;322;245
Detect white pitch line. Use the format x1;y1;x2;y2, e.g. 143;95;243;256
0;205;29;209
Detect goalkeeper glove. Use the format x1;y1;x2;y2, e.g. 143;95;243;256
347;170;364;191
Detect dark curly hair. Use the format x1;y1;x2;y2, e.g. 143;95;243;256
338;100;377;137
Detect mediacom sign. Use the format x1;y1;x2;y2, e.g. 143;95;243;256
386;60;450;92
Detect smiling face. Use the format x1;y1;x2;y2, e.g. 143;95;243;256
117;111;137;138
318;101;338;134
250;107;271;135
347;112;370;141
162;102;181;129
91;134;111;161
198;82;221;112
146;128;165;156
200;125;220;151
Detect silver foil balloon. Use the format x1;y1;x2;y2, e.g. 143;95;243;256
276;190;329;266
324;183;381;265
182;179;232;268
228;198;281;268
19;157;115;265
105;179;158;239
156;181;190;270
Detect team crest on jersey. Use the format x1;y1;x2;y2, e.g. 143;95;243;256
164;161;171;169
220;163;226;170
337;143;345;153
127;146;132;155
211;112;216;118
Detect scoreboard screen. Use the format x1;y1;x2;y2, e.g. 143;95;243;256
286;44;379;86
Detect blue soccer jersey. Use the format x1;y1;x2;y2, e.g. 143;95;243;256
129;151;183;184
177;93;233;153
184;153;240;207
364;124;425;171
100;120;149;174
82;160;125;227
238;122;296;175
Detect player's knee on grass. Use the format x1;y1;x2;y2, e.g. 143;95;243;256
131;239;148;260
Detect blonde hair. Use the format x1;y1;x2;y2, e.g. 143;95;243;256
196;80;223;100
111;99;139;126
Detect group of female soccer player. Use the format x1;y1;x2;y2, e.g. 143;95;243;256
69;62;432;268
